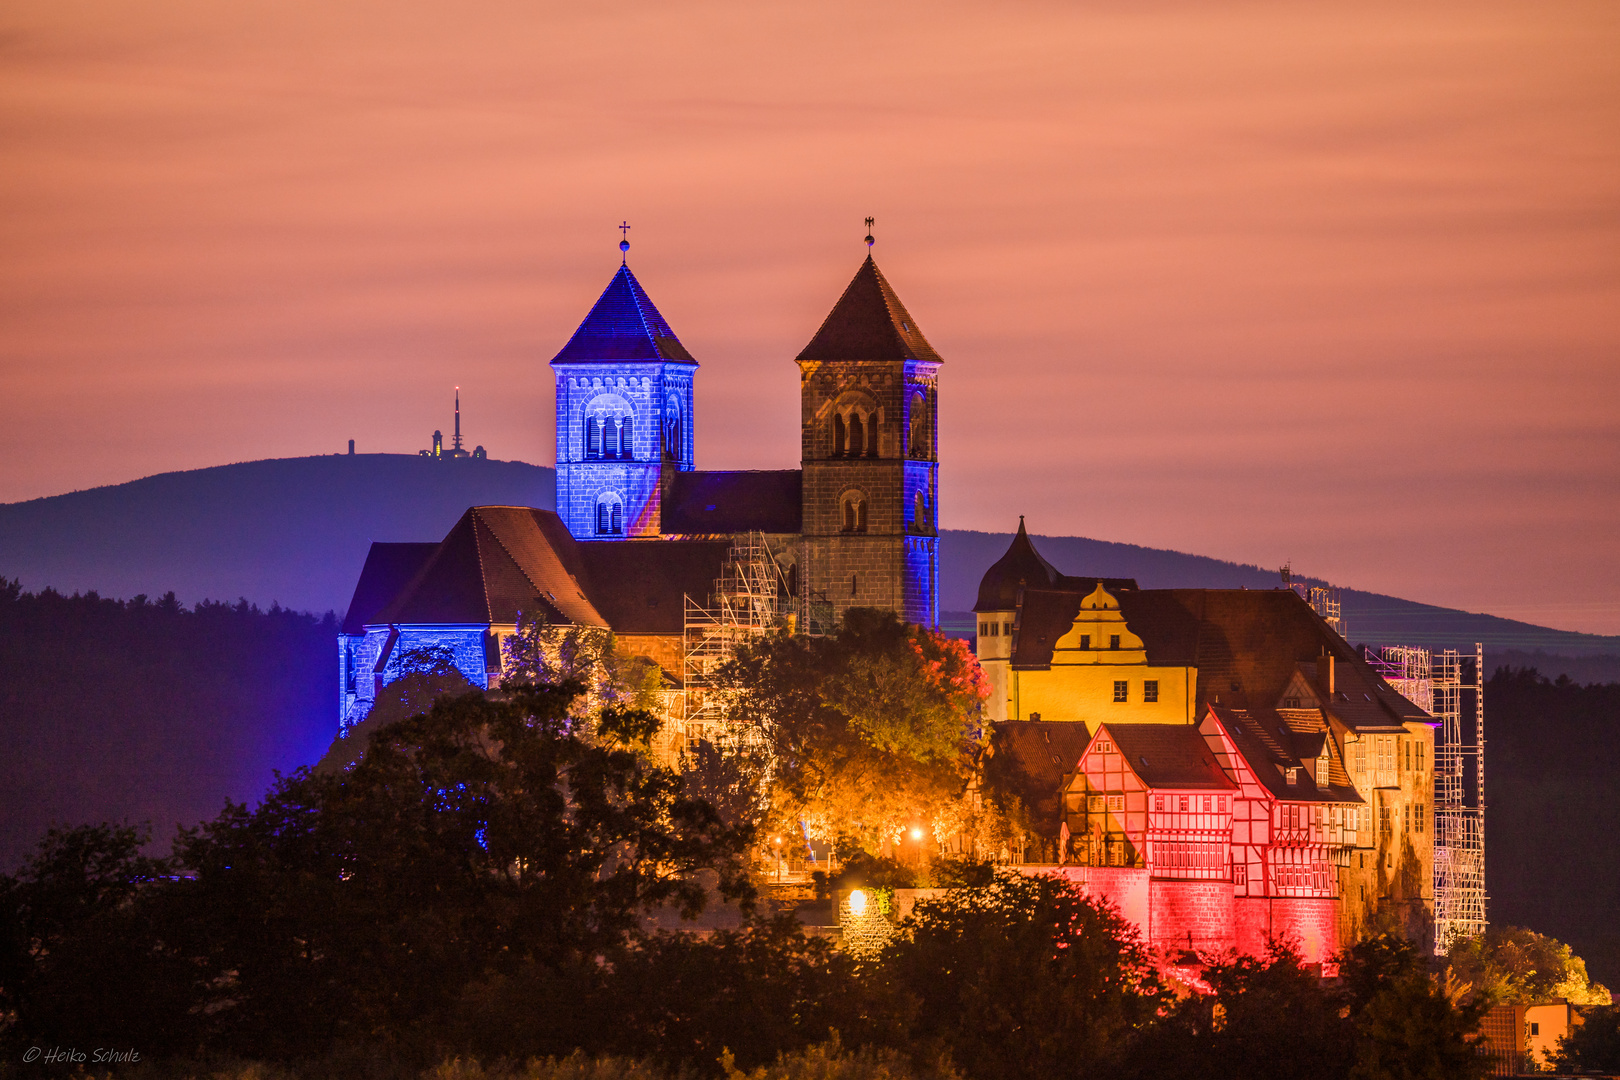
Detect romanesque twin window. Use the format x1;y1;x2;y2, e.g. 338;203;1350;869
585;415;634;461
841;492;867;533
595;494;624;536
662;397;683;461
832;411;878;458
912;490;933;533
907;391;930;459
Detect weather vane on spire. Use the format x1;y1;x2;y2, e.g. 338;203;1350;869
619;221;631;264
864;217;875;249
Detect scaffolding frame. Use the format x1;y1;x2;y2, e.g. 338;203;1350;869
1285;573;1346;640
679;531;790;751
1365;642;1487;953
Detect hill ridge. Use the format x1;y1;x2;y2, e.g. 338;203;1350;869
3;454;1614;658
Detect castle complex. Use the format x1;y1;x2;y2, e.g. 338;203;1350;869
338;239;940;728
338;235;1441;966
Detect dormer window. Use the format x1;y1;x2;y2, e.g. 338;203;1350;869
1285;767;1300;785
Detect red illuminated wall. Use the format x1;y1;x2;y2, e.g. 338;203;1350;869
1150;879;1234;955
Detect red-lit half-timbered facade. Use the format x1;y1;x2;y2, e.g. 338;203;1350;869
1041;706;1364;965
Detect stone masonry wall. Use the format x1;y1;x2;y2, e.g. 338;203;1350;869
1150;880;1236;956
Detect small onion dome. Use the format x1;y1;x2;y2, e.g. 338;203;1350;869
974;517;1059;612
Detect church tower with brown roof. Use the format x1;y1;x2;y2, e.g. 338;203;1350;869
795;251;941;627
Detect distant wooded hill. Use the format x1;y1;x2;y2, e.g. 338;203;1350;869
3;454;1616;666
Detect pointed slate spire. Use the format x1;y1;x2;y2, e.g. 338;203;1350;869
551;265;696;365
795;254;942;365
974;517;1061;612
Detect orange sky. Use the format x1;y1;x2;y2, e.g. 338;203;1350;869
2;0;1617;633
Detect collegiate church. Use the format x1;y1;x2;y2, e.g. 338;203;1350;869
338;239;941;727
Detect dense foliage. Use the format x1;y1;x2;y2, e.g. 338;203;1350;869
0;579;336;869
1;681;758;1065
1445;924;1610;1005
719;609;990;851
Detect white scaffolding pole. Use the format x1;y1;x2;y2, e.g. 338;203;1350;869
679;531;788;752
1365;642;1487;952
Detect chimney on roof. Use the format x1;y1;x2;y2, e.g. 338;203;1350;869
1317;654;1335;696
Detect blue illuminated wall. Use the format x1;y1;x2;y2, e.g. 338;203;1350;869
553;366;694;539
340;624;495;729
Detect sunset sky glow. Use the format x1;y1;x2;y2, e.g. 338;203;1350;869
2;0;1617;632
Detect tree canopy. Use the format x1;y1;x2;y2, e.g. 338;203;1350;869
719;608;989;852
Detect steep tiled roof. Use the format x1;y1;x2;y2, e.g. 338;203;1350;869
341;542;438;635
974;518;1064;612
1101;724;1236;791
551;265;697;365
574;540;733;635
371;506;607;628
990;720;1093;837
661;470;803;535
795;255;943;365
1207;705;1363;804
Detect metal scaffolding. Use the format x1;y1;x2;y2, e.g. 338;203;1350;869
1365;642;1487;953
1283;569;1346;639
679;531;790;751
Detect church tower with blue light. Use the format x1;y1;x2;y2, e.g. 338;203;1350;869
551;233;696;539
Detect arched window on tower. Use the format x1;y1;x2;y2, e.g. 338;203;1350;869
595;493;624;536
664;396;683;461
586;416;601;459
618;416;633;459
602;418;618;459
848;413;865;457
841;491;867;534
914;489;932;532
833;413;847;457
908;391;929;459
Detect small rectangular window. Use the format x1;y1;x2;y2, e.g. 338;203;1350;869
1113;680;1128;702
1106;794;1124;812
1179;796;1189;811
1204;796;1213;812
1003;621;1012;635
1079;634;1091;650
1110;634;1121;650
1416;804;1425;833
1154;796;1164;811
1220;796;1228;812
1144;680;1159;703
